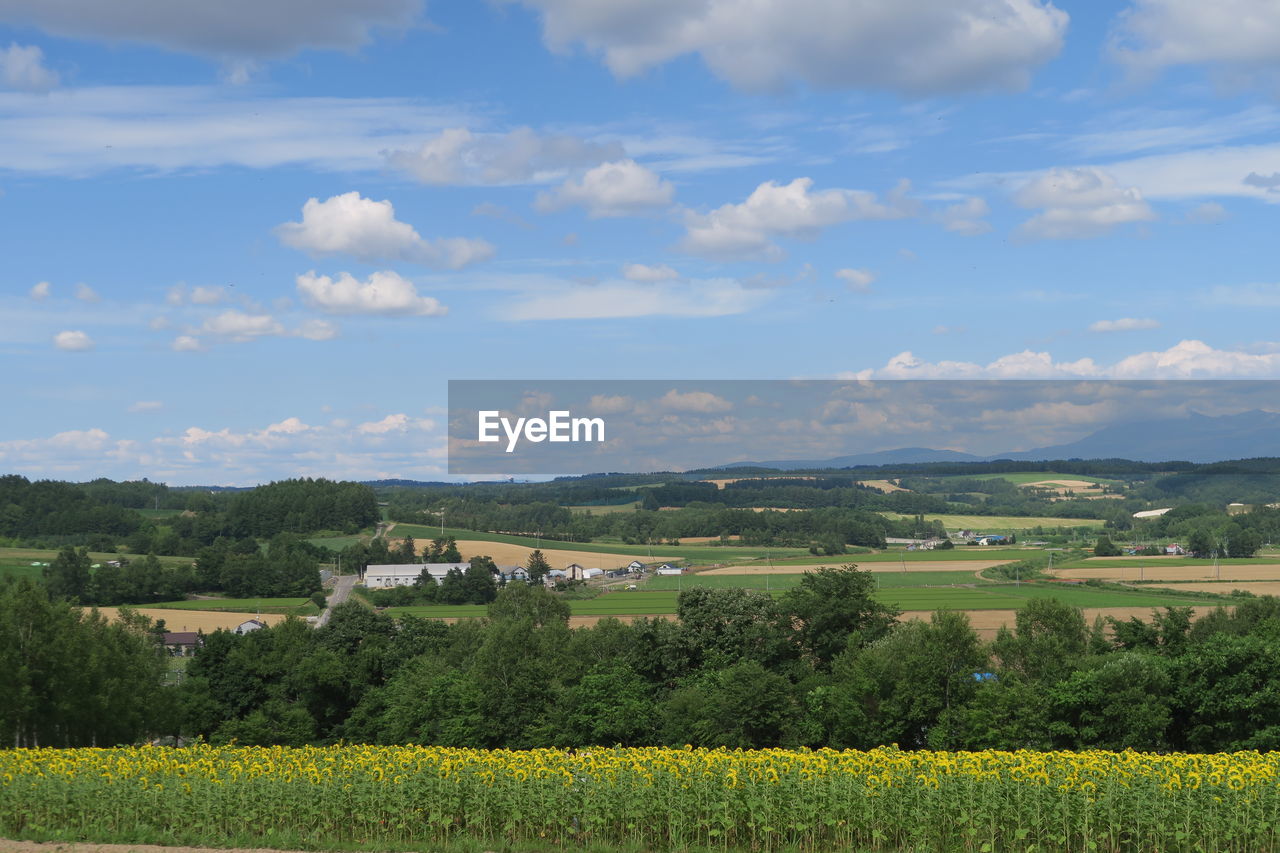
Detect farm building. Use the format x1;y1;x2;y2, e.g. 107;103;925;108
364;563;469;588
498;565;529;582
1165;544;1186;556
656;564;686;576
235;619;267;635
162;631;202;656
582;567;604;579
626;560;645;572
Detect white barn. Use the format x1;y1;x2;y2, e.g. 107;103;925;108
365;563;469;588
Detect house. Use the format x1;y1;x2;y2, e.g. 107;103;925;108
498;565;529;583
975;535;1009;546
656;564;686;576
627;560;645;572
1165;543;1186;556
162;631;202;656
235;619;267;635
565;563;586;580
364;563;468;588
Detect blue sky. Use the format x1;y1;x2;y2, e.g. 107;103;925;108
3;0;1280;484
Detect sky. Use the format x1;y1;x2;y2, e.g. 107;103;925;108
2;0;1280;484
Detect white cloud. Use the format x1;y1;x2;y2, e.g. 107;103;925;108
937;196;992;235
1014;167;1156;239
1184;202;1227;223
622;263;679;282
835;268;875;292
166;283;225;305
1113;0;1280;80
28;280;49;300
0;1;421;64
681;177;915;259
295;318;339;341
535;159;675;217
276;191;494;269
386;126;625;185
1090;317;1161;332
357;413;433;434
499;277;773;321
172;335;202;351
199;310;284;340
858;339;1280;379
296;270;447;317
0;86;470;176
509;0;1067;95
53;330;93;351
128;401;163;413
659;390;732;413
1;43;58;92
74;282;99;302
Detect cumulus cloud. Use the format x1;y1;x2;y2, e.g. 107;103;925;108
509;0;1066;95
295;318;339;341
28;281;50;300
1014;167;1156;239
168;283;228;305
857;339;1280;379
835;268;875;292
0;43;58;92
0;1;421;66
622;263;679;282
199;310;284;340
53;330;93;351
535;159;675;217
681;177;916;260
386;127;624;186
172;335;202;351
357;413;433;434
1090;317;1161;332
659;390;733;413
498;277;773;321
1113;0;1280;81
1184;202;1227;223
73;282;99;302
276;192;494;268
296;270;447;317
937;196;992;235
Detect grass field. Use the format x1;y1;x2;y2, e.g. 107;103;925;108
390;524;813;562
646;571;996;591
147;597;315;616
0;547;193;581
878;511;1106;530
566;502;640;514
764;548;1029;564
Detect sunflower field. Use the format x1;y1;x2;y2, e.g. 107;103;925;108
4;744;1280;851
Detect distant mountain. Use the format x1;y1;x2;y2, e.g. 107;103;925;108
714;410;1280;469
1000;410;1280;463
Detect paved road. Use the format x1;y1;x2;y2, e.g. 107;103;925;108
315;574;357;628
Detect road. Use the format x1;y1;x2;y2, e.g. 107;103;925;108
315;573;357;628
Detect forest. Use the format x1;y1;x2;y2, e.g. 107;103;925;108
8;567;1280;754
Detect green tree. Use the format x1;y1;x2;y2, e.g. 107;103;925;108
525;548;552;584
1093;535;1121;557
488;582;570;627
778;565;899;667
43;545;91;602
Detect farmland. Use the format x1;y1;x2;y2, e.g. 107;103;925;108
4;744;1279;853
144;597;315;616
934;471;1128;487
877;511;1106;530
0;547;192;582
90;607;286;632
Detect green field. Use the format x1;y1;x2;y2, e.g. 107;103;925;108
148;597;314;615
389;524;812;562
646;571;995;592
0;547;193;581
878;511;1106;530
565;502;640;514
760;548;1029;565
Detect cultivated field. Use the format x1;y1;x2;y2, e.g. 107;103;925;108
1053;564;1280;582
90;607;286;632
700;560;1013;575
939;471;1127;487
6;744;1277;852
411;539;671;569
147;597;314;616
0;547;192;582
1153;581;1280;596
876;511;1106;530
565;502;640;514
859;478;908;492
